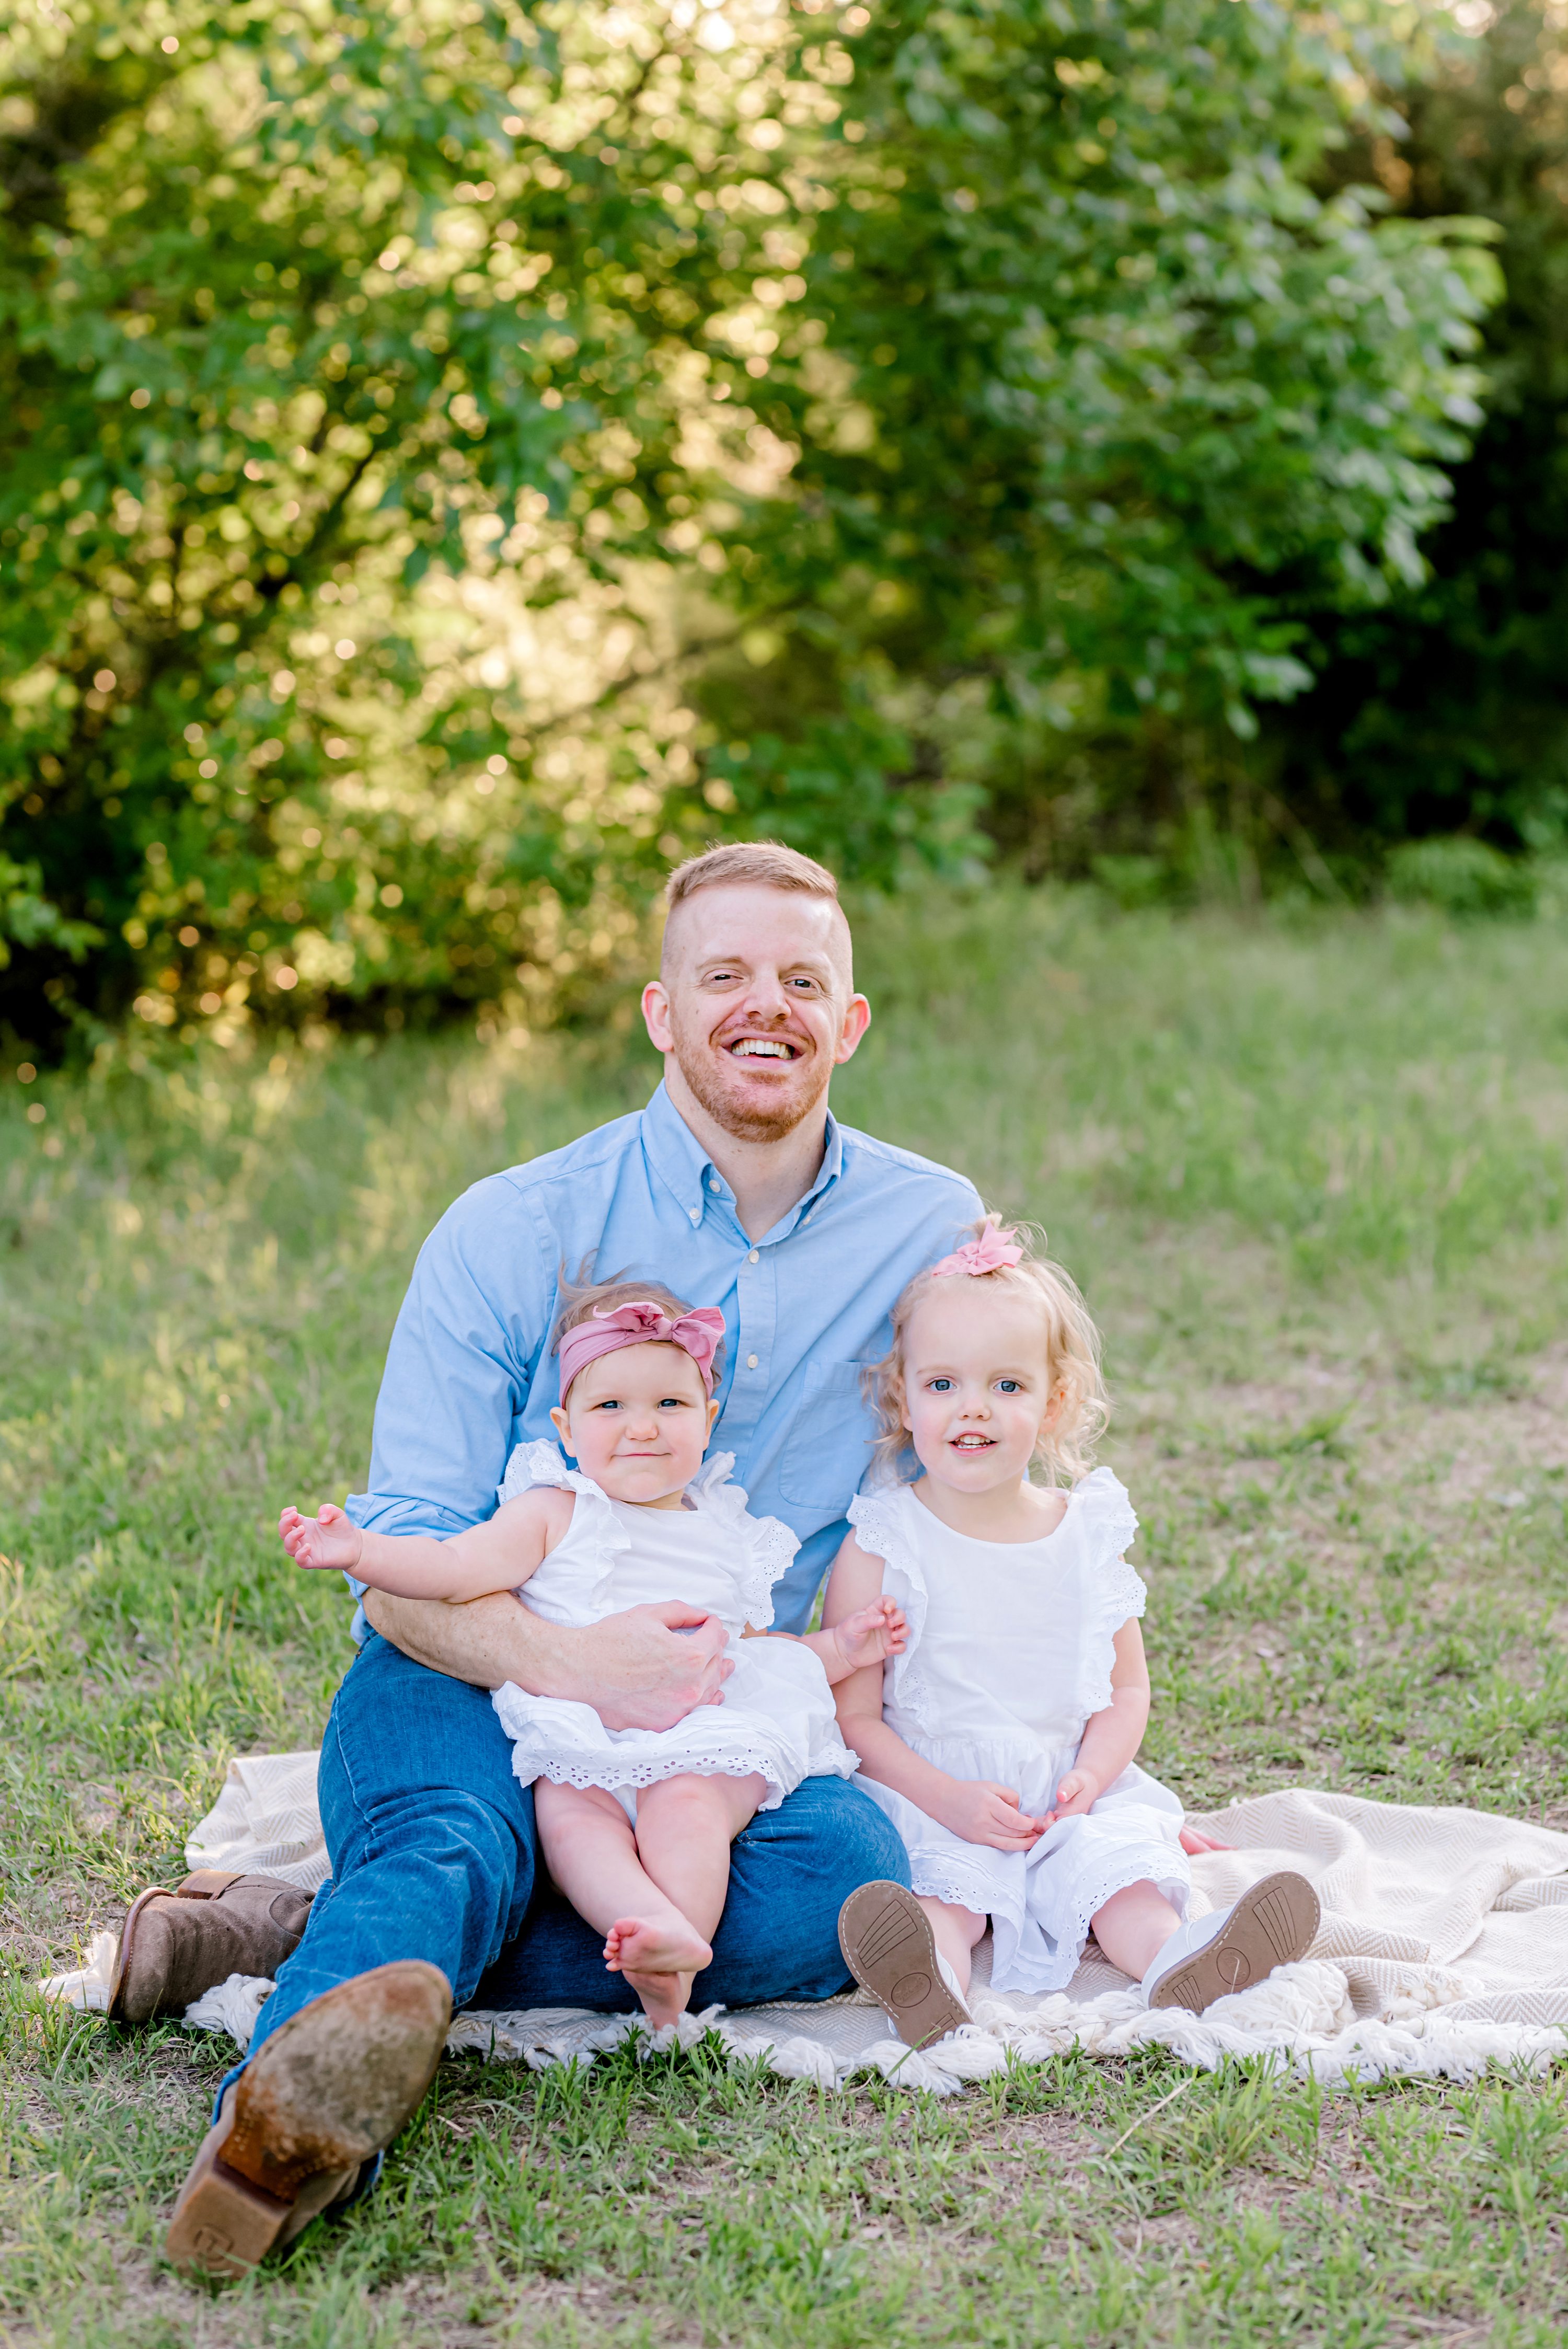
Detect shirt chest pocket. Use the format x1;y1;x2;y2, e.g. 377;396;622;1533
777;1358;875;1510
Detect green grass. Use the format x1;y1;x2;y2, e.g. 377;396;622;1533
4;885;1568;2344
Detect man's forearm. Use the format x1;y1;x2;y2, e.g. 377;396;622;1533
361;1587;570;1693
362;1588;736;1732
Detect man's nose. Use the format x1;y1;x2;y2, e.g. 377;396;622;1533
734;970;792;1022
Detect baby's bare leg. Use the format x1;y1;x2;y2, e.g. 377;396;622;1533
533;1781;710;2028
917;1896;987;1995
633;1772;767;1949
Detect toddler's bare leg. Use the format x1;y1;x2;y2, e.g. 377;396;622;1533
633;1772;767;1949
1091;1880;1183;1979
917;1897;986;1995
533;1781;710;2028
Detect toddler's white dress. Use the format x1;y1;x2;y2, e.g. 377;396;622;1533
849;1468;1190;1995
490;1441;857;1814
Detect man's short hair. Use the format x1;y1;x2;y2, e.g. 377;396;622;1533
664;839;840;912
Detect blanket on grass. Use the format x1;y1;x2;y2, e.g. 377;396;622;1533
41;1749;1568;2095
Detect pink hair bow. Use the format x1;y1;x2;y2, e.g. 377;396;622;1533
557;1298;727;1398
931;1217;1024;1280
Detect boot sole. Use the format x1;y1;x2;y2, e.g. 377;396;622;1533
837;1882;970;2052
1148;1870;1321;2013
166;1959;451;2274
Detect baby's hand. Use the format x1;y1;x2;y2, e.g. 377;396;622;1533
279;1502;363;1573
1042;1767;1101;1827
829;1595;908;1674
937;1779;1046;1852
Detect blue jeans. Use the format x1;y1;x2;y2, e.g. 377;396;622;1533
249;1630;909;2057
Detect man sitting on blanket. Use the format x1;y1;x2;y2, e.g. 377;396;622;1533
124;841;986;2273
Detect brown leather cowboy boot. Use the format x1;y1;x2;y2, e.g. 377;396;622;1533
165;1960;452;2276
108;1870;314;2023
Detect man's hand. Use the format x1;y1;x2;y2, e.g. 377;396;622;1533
280;1502;363;1573
363;1586;733;1725
932;1779;1046;1851
569;1602;734;1732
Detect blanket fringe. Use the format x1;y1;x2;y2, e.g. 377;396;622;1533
37;1942;1567;2095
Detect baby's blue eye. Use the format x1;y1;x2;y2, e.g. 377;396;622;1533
929;1377;953;1392
996;1378;1021;1394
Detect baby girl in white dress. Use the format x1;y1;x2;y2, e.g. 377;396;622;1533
280;1277;905;2026
827;1218;1319;2050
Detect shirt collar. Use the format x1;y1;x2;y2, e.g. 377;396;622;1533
640;1079;846;1241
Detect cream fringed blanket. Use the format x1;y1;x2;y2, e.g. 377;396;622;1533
41;1751;1568;2095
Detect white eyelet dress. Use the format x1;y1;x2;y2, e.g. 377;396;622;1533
490;1441;858;1814
848;1469;1191;1995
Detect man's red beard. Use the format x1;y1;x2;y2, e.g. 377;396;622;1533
667;1011;831;1143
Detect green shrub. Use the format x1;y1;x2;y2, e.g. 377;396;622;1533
1385;837;1538;918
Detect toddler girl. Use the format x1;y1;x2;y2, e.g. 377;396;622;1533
281;1278;905;2028
827;1218;1319;2051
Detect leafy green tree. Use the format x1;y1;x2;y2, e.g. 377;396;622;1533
1268;0;1568;859
0;0;1499;1057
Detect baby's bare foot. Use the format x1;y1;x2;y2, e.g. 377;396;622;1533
604;1914;712;2029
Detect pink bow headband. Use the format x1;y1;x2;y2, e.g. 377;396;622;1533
931;1216;1024;1279
557;1299;727;1399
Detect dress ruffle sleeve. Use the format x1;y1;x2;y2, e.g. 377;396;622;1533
1071;1466;1147;1717
494;1436;629;1605
846;1486;934;1734
686;1451;798;1629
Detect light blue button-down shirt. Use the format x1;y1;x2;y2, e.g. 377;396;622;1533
346;1079;981;1633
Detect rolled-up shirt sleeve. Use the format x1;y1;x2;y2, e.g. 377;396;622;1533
341;1176;553;1622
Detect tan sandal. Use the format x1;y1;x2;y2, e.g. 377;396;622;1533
837;1881;971;2051
1146;1871;1321;2013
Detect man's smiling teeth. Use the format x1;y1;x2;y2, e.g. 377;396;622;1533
729;1038;796;1059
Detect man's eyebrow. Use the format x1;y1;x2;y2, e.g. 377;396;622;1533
697;951;835;974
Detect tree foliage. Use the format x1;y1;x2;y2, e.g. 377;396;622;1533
0;0;1498;1053
1269;0;1568;858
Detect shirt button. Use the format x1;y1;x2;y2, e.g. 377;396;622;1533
688;1207;700;1225
747;1248;759;1264
747;1353;759;1370
709;1173;722;1189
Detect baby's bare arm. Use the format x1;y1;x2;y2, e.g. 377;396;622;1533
353;1488;569;1602
796;1596;907;1685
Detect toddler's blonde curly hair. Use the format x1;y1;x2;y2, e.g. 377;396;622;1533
866;1216;1109;1487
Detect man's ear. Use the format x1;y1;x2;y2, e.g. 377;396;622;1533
549;1404;572;1447
833;992;872;1066
642;977;674;1054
